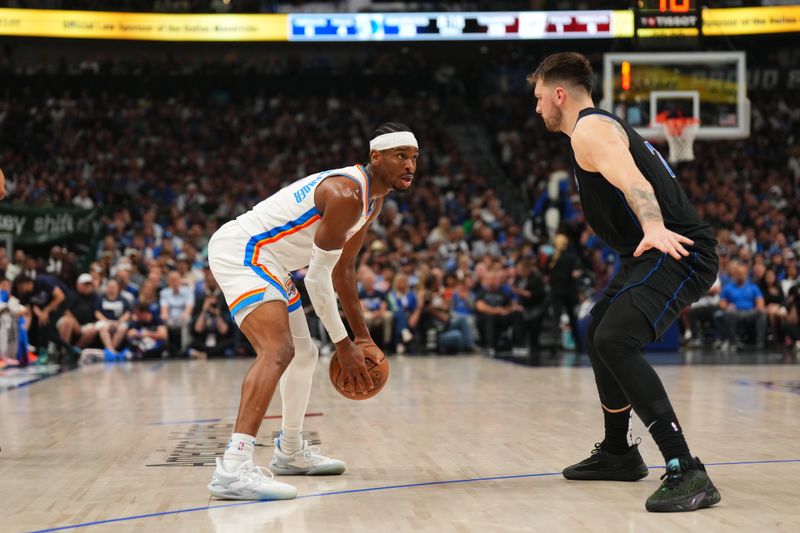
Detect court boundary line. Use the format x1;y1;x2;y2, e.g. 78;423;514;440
27;458;800;533
0;368;65;393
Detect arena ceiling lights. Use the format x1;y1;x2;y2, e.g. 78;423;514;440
0;6;797;42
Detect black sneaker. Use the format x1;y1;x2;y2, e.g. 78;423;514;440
563;443;649;481
645;457;721;512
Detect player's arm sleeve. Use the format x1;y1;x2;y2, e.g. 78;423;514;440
304;243;349;343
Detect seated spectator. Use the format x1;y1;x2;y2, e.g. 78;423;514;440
160;271;194;357
127;303;168;359
12;273;66;361
450;278;479;348
115;262;139;307
56;273;99;352
471;226;502;259
418;274;474;354
95;279;131;359
475;271;523;353
781;262;798;297
0;276;26;367
387;272;421;353
189;268;234;358
138;279;161;317
46;245;76;287
760;269;788;347
358;272;392;351
785;283;800;350
686;277;721;346
714;262;767;350
511;259;548;354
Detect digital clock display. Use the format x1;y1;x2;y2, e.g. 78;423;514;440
638;0;693;14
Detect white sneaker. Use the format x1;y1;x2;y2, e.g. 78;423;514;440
208;458;297;500
269;439;346;476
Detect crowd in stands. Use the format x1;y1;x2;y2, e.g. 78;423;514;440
1;46;799;368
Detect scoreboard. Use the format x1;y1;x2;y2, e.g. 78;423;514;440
634;0;700;38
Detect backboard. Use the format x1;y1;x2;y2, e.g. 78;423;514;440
602;51;749;140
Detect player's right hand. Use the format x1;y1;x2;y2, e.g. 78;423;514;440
336;339;375;395
634;225;693;260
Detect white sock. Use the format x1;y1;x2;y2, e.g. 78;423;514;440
222;433;255;472
278;311;318;456
279;430;303;455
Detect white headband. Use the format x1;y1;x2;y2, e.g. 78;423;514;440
369;131;418;151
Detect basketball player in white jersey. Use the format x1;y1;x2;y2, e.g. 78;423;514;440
206;123;419;500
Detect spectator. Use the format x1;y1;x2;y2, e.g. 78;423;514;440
387;272;421;353
12;273;66;360
160;271;195;357
686;277;721;347
715;262;767;350
511;259;548;354
0;276;26;367
450;278;479;348
475;271;523;353
5;250;25;282
785;283;800;350
418;274;474;354
760;269;788;347
45;245;76;287
127;303;168;359
56;273;99;352
358;272;393;351
115;263;139;307
95;279;131;359
189;268;234;358
471;226;502;259
547;233;582;352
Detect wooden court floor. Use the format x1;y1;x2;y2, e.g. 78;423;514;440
2;354;799;532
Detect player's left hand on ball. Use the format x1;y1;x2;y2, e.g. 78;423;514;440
634;226;694;260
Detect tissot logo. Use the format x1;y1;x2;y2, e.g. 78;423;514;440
641;15;697;27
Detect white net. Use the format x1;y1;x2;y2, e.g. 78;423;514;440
660;119;699;164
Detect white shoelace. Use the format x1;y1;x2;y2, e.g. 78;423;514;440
240;463;276;486
298;441;325;463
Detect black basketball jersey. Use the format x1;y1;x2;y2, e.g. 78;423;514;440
570;108;714;257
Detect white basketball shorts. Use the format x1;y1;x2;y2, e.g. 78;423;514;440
207;220;302;327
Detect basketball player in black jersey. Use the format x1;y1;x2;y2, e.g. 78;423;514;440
528;53;721;512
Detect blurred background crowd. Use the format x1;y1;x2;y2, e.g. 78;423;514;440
1;32;799;368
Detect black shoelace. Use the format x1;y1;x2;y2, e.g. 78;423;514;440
659;468;685;490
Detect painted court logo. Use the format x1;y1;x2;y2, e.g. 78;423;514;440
737;379;800;395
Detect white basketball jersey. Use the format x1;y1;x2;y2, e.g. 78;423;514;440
235;164;374;272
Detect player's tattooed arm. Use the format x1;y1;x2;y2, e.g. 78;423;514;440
571;114;693;260
594;115;629;148
627;185;664;225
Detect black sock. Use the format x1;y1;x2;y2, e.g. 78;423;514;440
600;408;631;455
648;415;691;463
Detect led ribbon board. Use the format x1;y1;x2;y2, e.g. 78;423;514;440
288;11;621;41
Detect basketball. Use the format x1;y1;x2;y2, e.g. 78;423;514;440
329;342;389;400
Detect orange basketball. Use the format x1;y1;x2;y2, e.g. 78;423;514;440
329;343;389;400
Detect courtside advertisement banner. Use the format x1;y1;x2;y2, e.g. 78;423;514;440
0;8;287;41
702;6;800;36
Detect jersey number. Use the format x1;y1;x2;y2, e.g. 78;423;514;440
644;140;676;179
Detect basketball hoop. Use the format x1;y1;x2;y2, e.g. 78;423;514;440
657;116;700;164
